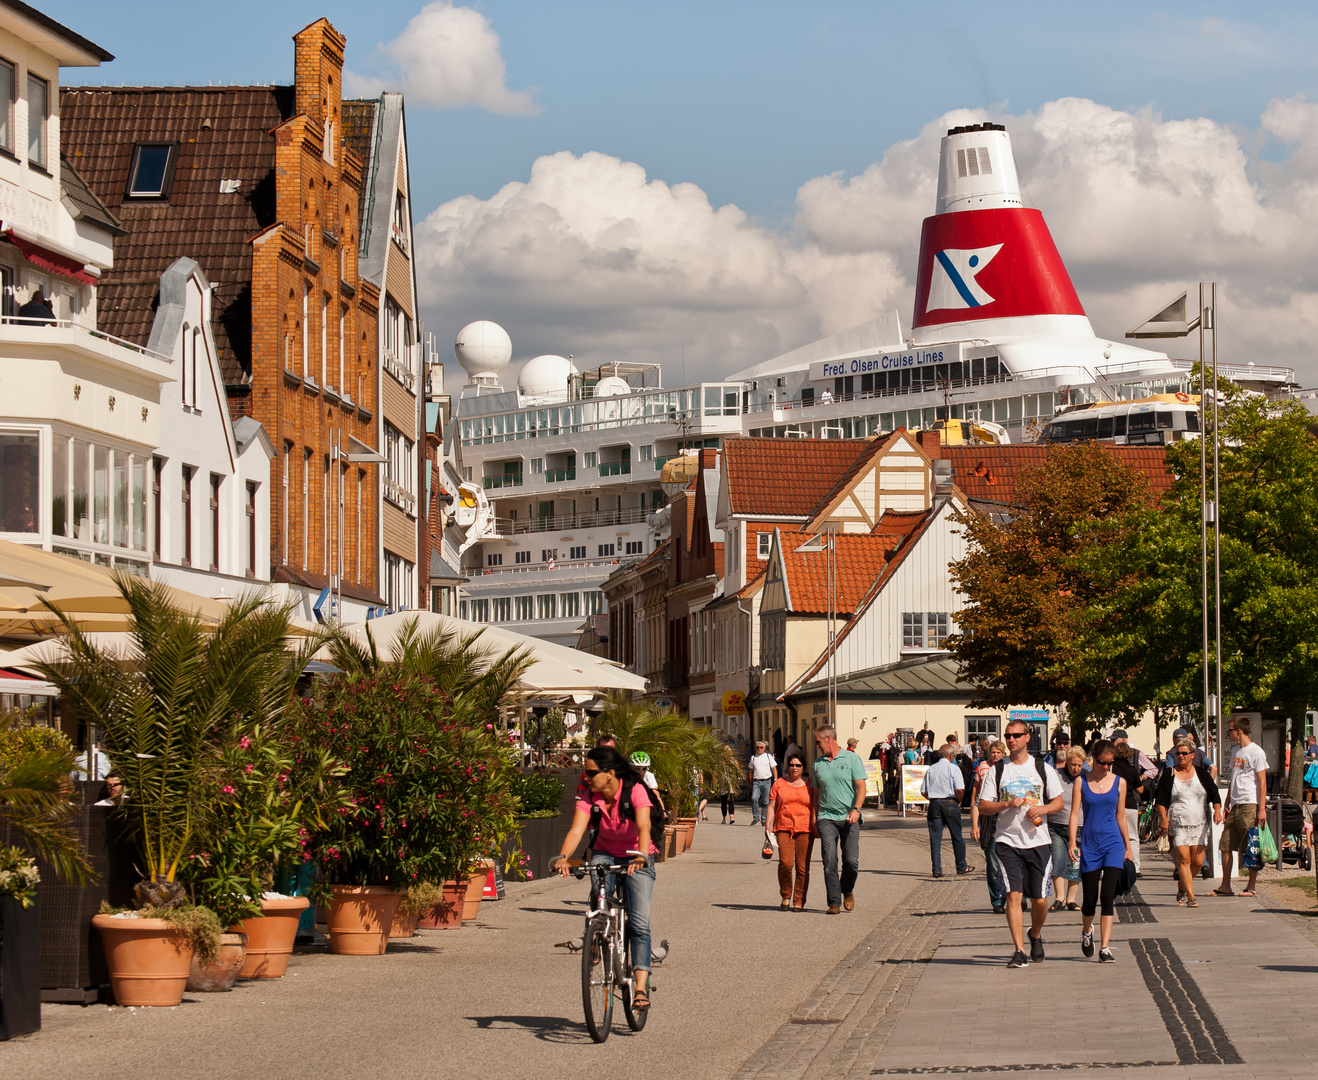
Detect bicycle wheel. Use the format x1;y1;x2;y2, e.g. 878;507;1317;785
581;915;614;1043
622;972;649;1032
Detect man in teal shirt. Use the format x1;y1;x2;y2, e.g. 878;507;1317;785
812;725;868;914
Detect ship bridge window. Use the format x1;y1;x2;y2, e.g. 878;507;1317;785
1156;412;1173;430
1129;412;1156;433
1186;411;1199;432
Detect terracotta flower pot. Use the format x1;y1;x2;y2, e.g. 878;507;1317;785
462;866;489;921
416;879;466;929
673;825;687;855
389;894;420;939
235;896;310;978
679;817;697;852
92;914;194;1007
328;885;402;955
664;826;677;859
186;932;248;992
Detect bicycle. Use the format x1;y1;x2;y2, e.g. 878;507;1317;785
1138;800;1165;845
562;854;649;1042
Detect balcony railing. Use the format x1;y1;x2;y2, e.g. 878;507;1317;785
487;505;654;535
1;317;174;365
482;474;523;490
544;466;576;483
383;476;416;515
598;460;631;477
466;554;638;578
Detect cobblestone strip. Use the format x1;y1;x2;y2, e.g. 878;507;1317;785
1116;883;1157;924
730;877;973;1080
1128;937;1243;1066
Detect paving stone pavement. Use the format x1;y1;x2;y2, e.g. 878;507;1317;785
735;843;1318;1080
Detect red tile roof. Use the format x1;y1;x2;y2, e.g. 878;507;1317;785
942;445;1173;505
724;437;870;517
801;432;899;525
59;85;296;386
777;522;921;616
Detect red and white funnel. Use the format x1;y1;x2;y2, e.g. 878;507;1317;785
911;124;1093;345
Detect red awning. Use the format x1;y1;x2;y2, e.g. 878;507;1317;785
3;230;98;286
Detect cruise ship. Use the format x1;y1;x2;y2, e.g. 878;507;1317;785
450;122;1293;646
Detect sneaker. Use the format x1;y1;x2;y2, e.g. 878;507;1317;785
1081;930;1094;958
992;904;1006;914
1099;948;1115;963
826;905;841;915
1007;949;1028;968
1029;932;1045;963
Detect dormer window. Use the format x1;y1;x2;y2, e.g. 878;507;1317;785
126;144;176;199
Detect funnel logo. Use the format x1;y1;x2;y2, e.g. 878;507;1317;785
926;244;1003;314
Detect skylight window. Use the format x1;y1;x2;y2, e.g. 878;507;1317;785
126;144;176;198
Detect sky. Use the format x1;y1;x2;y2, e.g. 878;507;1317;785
57;1;1318;385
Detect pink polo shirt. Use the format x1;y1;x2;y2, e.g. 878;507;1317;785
577;783;660;857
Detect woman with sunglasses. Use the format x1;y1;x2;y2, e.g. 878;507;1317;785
765;752;815;910
1067;740;1132;962
552;745;659;1009
1154;738;1222;907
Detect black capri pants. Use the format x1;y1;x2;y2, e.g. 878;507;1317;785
721;792;736;817
1081;866;1121;917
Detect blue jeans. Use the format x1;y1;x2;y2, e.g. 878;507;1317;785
926;798;968;875
815;817;860;907
984;835;1006;907
750;778;772;823
589;853;655;972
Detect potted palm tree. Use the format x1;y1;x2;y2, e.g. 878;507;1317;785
0;716;91;1039
36;578;312;1006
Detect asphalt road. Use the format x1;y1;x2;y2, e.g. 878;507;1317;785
5;809;936;1080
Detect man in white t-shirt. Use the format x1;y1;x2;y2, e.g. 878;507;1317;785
748;742;778;826
977;719;1064;968
1215;716;1269;898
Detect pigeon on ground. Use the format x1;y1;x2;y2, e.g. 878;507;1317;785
555;937;584;953
651;939;669;963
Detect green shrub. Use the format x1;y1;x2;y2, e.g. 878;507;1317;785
511;771;565;815
0;723;73;772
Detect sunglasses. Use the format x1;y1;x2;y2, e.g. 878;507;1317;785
1095;759;1115;767
1005;731;1030;740
1174;751;1193;758
582;769;600;778
787;762;803;768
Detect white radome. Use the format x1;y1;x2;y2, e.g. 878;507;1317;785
519;354;578;397
593;375;631;398
454;321;512;378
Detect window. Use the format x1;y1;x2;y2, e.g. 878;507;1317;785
486;552;503;567
469;598;489;622
391;192;408;250
302;284;311;379
338;304;346;392
302;450;311;569
0;59;12;152
514;550;531;564
530;458;543;474
537;594;558;620
514;595;534;620
384;553;414;610
492;597;512;622
152;456;163;558
757;531;771;559
560;592;581;618
625;541;643;555
902;612;951;649
598;544;615;557
180;465;194;566
639;444;653;462
27;74;47;168
541;549;557;562
569;545;585;560
322;455;330;573
281;442;291;565
125;143;175;198
246;482;258;578
584;452;597;468
901;612;922;649
965;715;1000;744
0;432;38;533
321;294;330;387
928;612;950;648
584;591;608;616
209;474;221;571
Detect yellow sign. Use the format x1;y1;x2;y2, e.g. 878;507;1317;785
900;765;930;812
721;691;746;716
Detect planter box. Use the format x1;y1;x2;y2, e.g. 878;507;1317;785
500;767;584;880
1;895;40;1039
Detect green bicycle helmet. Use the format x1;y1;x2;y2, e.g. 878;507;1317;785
629;751;651;768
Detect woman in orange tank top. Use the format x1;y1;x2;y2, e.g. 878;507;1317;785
766;752;816;910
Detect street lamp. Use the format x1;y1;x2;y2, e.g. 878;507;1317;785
330;431;386;623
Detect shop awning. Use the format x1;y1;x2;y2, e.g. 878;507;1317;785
3;229;98;286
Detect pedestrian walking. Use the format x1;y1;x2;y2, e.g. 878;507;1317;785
1214;717;1269;898
748;741;778;826
921;745;974;878
720;789;737;825
977;719;1064;967
811;725;867;915
1043;729;1071;769
766;751;814;910
1155;738;1222;907
1067;740;1132;962
971;739;1008;913
1110;731;1147;874
1048;745;1086;910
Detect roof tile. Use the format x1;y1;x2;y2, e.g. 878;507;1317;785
724;436;870;517
942;444;1173;504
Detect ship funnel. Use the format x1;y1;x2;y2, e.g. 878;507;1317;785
911;124;1092;344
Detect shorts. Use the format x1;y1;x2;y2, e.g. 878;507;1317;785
996;842;1053;900
1220;803;1257;853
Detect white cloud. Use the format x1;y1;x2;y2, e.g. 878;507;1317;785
345;2;538;115
417;97;1318;383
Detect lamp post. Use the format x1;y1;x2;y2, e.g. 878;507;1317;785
330;430;386;623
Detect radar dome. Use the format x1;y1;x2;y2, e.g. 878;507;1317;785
519;354;578;398
593;376;631;398
455;321;512;382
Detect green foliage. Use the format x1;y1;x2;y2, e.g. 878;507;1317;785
1072;394;1318;726
98;900;224;964
947;441;1155;718
289;670;522;890
594;693;741;817
509;771;565;815
397;879;444;918
0;712;90;884
34;577;320;889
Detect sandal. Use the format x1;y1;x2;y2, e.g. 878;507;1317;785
1239;889;1257;897
1050;900;1065;911
1210;888;1234;897
1066;902;1079;911
1185;898;1199;907
632;986;650;1009
1176;891;1186;906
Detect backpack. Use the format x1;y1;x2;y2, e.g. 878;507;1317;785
589;778;668;840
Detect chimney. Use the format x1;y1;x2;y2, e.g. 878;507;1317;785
916;429;941;455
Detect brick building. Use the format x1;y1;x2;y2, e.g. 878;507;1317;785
58;18;424;619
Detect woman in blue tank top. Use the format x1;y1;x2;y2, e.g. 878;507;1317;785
1066;740;1132;963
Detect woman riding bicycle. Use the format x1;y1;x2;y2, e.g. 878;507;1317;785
552;744;658;1009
